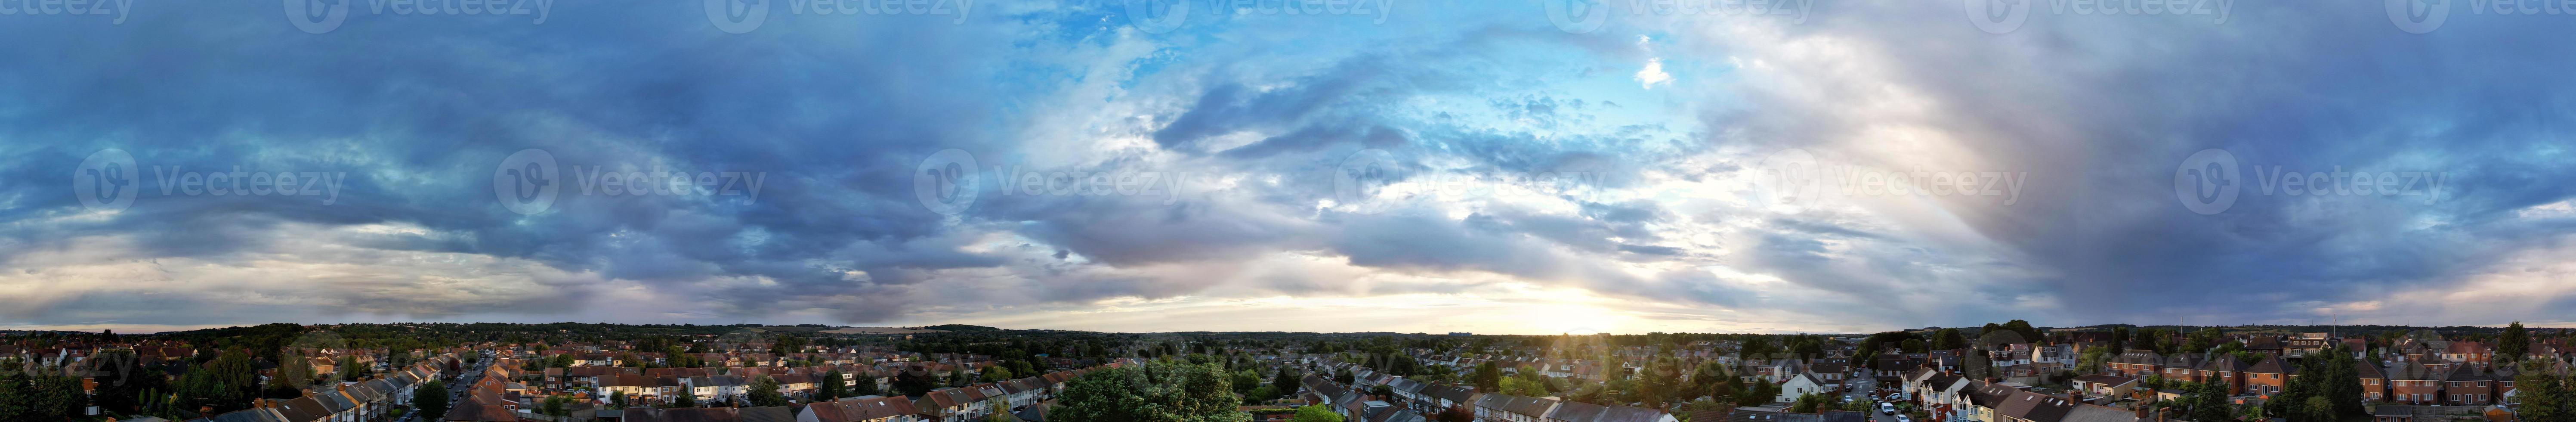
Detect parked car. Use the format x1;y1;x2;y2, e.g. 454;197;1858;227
1880;403;1896;415
1897;416;1912;422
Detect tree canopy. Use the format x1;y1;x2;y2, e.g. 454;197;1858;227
1053;359;1251;422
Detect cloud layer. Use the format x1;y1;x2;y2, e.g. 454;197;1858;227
2;0;2572;333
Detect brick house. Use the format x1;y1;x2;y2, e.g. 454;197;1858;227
2194;354;2250;395
2387;361;2441;405
2355;359;2388;402
2443;364;2493;405
2242;357;2293;397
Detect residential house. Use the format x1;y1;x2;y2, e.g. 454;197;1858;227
1475;394;1561;422
2242;357;2294;397
2069;375;2136;400
799;396;925;422
2443;364;2493;405
2387;361;2441;405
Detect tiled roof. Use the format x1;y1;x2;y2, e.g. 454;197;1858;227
738;406;796;422
2244;357;2290;375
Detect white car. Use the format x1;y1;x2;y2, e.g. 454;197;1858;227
1897;416;1912;422
1880;403;1896;415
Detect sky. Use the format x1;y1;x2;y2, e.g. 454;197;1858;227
3;0;2573;335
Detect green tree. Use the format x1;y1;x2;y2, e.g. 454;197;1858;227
1473;363;1503;392
852;373;881;397
2001;320;2042;343
983;366;1015;383
2077;347;2110;374
2501;322;2531;364
1790;393;1826;413
818;369;849;400
1963;348;1994;381
542;395;572;418
1933;329;1967;350
90;350;167;414
2262;346;2363;422
0;371;33;422
2515;365;2571;422
895;370;939;397
1243;385;1278;405
1053;360;1251;422
667;390;698;408
2187;378;2232;422
1231;369;1262;396
1276;367;1304;396
1288;404;1346;422
748;375;789;406
270;349;313;398
610;391;628;408
415;380;451;420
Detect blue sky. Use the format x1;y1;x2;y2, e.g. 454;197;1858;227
3;0;2573;334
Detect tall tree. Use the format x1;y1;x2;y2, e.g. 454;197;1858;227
2501;322;2531;364
747;375;789;406
1276;367;1305;396
2263;346;2363;422
818;369;849;401
2187;377;2233;422
895;370;939;397
1933;329;1967;351
852;373;881;397
415;380;450;420
90;349;166;414
2001;320;2042;343
1473;363;1502;392
2515;366;2572;422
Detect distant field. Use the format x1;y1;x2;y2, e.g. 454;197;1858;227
820;326;950;335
